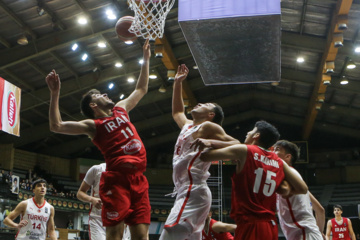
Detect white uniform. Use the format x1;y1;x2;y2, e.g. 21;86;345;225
16;198;51;240
84;163;131;240
277;170;323;240
160;123;212;240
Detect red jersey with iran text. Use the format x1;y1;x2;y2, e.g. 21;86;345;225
202;219;234;240
231;145;284;223
331;218;351;240
92;107;146;172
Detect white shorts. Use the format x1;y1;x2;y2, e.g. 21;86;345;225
290;230;323;240
304;230;323;240
160;184;211;240
89;216;106;240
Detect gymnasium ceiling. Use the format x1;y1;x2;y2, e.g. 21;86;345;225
1;0;360;164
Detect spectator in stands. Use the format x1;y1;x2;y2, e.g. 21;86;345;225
356;233;360;240
67;219;74;229
0;207;4;228
26;183;31;190
0;169;3;182
3;206;11;224
59;191;65;198
5;171;12;184
20;179;26;189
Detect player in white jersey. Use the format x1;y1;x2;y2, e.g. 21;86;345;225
77;163;131;240
159;64;239;240
4;179;56;240
274;140;325;240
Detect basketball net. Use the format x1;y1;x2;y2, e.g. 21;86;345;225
128;0;175;40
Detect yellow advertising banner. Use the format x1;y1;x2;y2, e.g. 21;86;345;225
0;77;21;136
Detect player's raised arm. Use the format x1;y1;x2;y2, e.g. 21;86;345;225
116;39;151;112
46;70;94;137
172;64;192;128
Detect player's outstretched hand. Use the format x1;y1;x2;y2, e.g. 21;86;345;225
46;69;61;93
174;64;189;83
17;220;28;229
143;39;151;60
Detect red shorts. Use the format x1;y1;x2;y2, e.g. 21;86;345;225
99;169;151;227
235;220;278;240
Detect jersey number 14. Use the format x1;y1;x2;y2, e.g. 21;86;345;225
253;168;276;196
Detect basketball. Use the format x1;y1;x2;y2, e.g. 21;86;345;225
115;16;137;42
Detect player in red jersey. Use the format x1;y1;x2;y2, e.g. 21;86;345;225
194;120;308;240
46;40;151;240
325;205;355;240
202;211;236;240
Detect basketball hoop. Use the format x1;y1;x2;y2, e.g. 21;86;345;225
127;0;175;40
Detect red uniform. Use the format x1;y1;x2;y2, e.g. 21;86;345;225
202;219;234;240
92;106;150;226
331;218;351;240
231;145;284;240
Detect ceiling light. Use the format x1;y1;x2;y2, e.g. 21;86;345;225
149;74;157;79
138;59;144;65
340;76;349;85
158;84;166;93
108;83;114;89
119;94;124;99
124;40;133;45
296;57;304;63
81;53;88;61
340;79;349;85
17;36;28;45
78;17;88;25
127;77;135;83
71;43;78;51
98;42;106;48
106;9;117;20
346;60;356;69
115;62;122;68
355;46;360;53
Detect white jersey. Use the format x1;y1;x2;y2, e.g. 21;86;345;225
277;170;322;240
16;198;51;240
172;123;211;191
83;163;106;219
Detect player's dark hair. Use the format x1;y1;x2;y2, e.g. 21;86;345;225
274;140;300;163
333;204;343;211
32;178;48;190
80;89;100;119
210;103;224;126
255;120;280;149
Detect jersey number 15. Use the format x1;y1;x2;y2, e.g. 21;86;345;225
253;168;277;196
